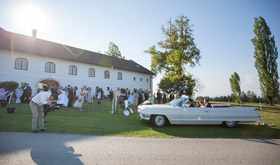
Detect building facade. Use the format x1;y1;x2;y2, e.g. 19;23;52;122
0;28;153;96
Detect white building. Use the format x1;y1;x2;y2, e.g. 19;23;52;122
0;28;153;96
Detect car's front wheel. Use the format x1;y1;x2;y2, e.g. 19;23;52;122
223;121;237;128
151;115;166;128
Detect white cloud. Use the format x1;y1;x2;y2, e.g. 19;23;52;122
242;74;261;96
243;75;253;86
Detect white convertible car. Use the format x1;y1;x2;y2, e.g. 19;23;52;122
137;97;261;128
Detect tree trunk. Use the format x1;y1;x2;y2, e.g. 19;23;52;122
267;95;273;106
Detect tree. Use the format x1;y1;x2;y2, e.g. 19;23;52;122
241;91;248;103
251;17;279;105
146;15;200;95
229;72;241;103
247;90;258;103
105;42;125;58
158;74;196;97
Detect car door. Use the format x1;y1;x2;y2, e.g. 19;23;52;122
181;107;210;124
164;106;182;125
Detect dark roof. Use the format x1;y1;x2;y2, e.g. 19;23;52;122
0;27;153;75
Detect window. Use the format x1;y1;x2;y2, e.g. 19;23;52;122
104;70;110;79
69;65;77;75
140;78;142;82
45;62;55;73
15;58;28;70
133;77;136;81
147;78;149;82
117;72;122;80
88;68;95;77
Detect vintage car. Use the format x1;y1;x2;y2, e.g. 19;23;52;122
137;97;261;128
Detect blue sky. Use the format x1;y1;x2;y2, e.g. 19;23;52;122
0;0;279;97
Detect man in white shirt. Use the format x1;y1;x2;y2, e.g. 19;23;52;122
30;91;58;133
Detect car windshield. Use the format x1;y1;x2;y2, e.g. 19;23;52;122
168;97;188;106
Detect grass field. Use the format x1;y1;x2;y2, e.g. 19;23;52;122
0;99;279;138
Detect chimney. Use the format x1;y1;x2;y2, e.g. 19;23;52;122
32;29;37;38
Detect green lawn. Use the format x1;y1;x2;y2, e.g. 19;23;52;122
0;99;279;138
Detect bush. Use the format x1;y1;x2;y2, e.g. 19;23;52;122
0;81;19;91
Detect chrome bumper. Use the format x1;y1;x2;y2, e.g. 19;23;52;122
137;109;150;120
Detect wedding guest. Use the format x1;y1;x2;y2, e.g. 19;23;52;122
73;87;85;111
157;90;162;104
51;87;57;95
133;88;139;112
204;99;212;108
189;98;195;107
176;91;181;99
57;86;63;95
68;86;73;107
101;88;104;100
148;90;154;104
23;83;32;103
20;84;26;103
86;87;94;111
138;88;142;106
109;89;113;101
162;92;167;104
144;89;149;101
169;91;175;102
73;86;77;103
197;100;204;107
97;88;102;104
15;85;24;104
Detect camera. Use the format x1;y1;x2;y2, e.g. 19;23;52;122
43;102;60;113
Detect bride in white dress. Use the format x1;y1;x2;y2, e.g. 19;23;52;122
73;87;85;111
57;90;69;107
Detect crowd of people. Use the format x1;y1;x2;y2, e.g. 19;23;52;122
17;84;210;110
37;85;105;112
37;85;212;112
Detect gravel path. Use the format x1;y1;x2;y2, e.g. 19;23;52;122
0;132;279;165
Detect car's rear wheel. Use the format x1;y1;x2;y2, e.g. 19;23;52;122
151;115;166;128
223;121;237;128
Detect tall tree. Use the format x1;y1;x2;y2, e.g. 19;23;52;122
158;74;196;97
251;17;279;105
229;72;241;103
105;42;125;58
146;15;200;94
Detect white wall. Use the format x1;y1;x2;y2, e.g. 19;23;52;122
0;50;153;96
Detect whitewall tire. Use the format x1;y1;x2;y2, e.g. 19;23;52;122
151;115;166;128
224;121;237;128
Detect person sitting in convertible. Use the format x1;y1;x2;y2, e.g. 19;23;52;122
197;100;204;107
188;98;195;107
204;99;212;108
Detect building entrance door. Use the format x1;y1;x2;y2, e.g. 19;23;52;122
38;79;60;91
